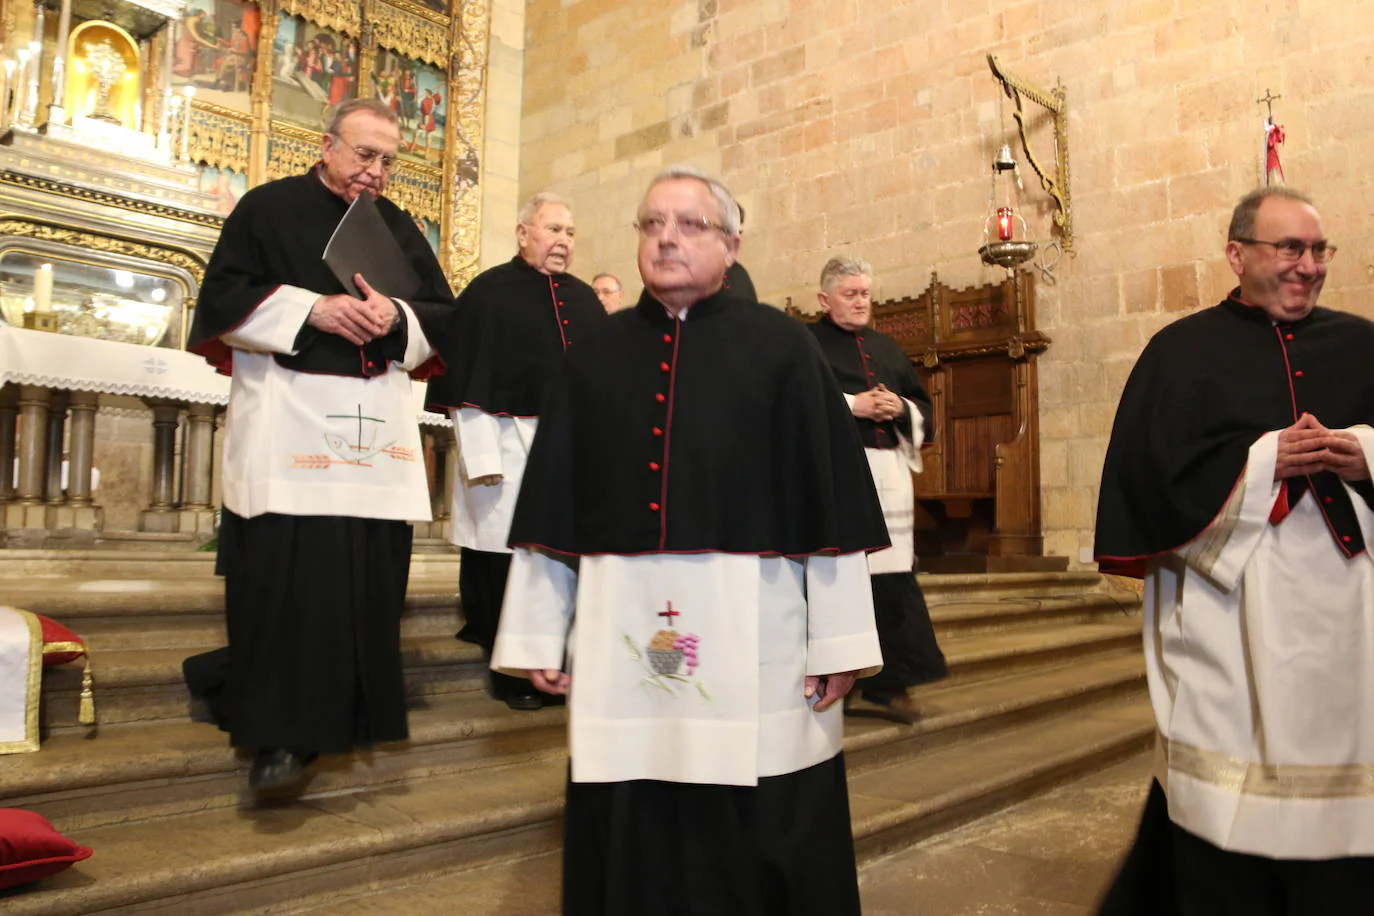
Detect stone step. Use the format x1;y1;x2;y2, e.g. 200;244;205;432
928;590;1139;633
848;692;1155;864
38;637;491;730
155;694;1155;916
0;651;1147;915
2;693;569;833
34;617;1140;730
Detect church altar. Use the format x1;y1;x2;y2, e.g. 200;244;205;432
0;325;455;547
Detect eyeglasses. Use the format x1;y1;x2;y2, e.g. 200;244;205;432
1234;237;1337;263
633;212;727;238
332;136;399;172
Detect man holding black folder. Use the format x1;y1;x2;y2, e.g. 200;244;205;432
185;98;455;792
426;191;605;710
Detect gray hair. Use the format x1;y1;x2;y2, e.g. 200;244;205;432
324;98;398;137
519;192;572;226
592;273;621;290
819;255;873;292
645;165;741;236
1228;187;1317;241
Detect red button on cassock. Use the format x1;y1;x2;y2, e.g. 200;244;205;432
652;427;663;436
1325;496;1335;504
649;502;660;512
660;362;671;372
656;393;666;403
867;371;875;377
663;334;672;344
1343;535;1352;543
1286;334;1294;341
558;300;565;306
1294;370;1303;378
562;319;570;325
649;462;660;471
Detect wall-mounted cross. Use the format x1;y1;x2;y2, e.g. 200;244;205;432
1257;89;1282;122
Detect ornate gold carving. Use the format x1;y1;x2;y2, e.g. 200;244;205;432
0;171;225;228
387;161;443;224
250;5;281;186
0;218;207;286
366;0;449;65
188;102;253;174
265;120;323;181
444;0;490;286
279;0;361;37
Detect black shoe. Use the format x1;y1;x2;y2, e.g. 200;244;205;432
248;748;317;792
502;692;544;711
860;689;922;724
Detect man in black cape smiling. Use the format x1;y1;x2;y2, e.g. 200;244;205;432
1095;187;1374;914
490;166;888;915
183;98;454;792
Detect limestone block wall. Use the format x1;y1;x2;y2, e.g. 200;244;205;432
481;0;529;271
519;0;1374;566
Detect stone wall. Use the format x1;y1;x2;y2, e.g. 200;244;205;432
518;0;1374;566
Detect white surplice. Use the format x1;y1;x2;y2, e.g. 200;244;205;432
493;549;882;786
218;286;435;522
1146;427;1374;859
844;393;925;576
447;408;537;552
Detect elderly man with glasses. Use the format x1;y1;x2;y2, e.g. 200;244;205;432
490;166;886;915
1095;186;1374;915
426;191;605;710
183;98;455;792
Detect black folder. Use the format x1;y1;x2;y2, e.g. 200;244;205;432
322;192;423;301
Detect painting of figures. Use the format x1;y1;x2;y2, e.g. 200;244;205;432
198;165;249;216
170;0;260;113
373;49;445;167
271;15;358;130
412;216;441;255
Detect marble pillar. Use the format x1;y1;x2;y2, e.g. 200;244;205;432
4;384;50;529
139;399;182;532
49;389;104;534
0;385;16;504
176;402;218;537
44;390;68;505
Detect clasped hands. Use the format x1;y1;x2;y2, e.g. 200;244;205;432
528;668;861;712
852;384;904;422
1276;412;1371;481
307;273;398;346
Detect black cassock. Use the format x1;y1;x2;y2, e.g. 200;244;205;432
808;315;948;690
509;291;888;916
182;167;454;754
423;257;604;697
724;261;758;302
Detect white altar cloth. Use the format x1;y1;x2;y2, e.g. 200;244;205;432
0;326;449;425
0;606;41;754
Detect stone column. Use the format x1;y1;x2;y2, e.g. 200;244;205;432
4;384;51;530
44;390;68;504
139;399;182;532
177;402;218;539
0;385;17;504
65;391;97;505
21;0;44;126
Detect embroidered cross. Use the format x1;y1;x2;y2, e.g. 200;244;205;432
658;601;680;624
326;404;386;452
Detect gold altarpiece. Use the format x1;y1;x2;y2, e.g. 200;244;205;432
0;0;486;545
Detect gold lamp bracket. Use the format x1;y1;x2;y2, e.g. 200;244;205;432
987;54;1072;253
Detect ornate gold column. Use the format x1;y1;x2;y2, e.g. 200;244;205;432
249;0;278;187
444;0;491;287
356;19;375;100
48;0;73;124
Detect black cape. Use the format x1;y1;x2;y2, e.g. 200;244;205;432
188;166;454;378
724;261;757;302
807;315;934;449
424;256;605;418
1094;291;1374;577
507;290;889;556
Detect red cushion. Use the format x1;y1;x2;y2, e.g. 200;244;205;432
37;615;85;667
0;809;93;890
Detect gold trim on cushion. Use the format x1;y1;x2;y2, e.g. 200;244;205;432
0;609;42;754
1163;733;1374;799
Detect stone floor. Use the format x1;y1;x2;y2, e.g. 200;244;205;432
859;751;1151;915
309;752;1152;914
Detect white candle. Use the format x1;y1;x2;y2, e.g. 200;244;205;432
33;262;53;314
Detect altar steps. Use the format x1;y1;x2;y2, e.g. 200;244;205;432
0;560;1147;914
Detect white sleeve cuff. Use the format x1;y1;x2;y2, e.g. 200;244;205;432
394;299;434;370
220;285;317;353
453;407;504;479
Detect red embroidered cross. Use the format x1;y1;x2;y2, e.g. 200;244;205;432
658;602;681;624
